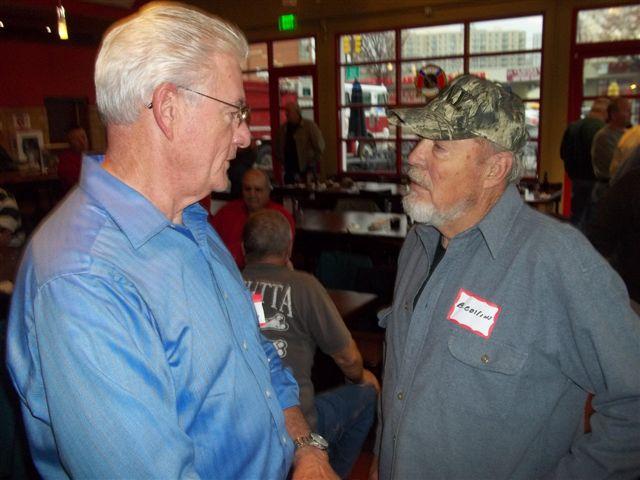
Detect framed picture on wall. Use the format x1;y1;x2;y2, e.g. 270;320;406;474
16;130;44;164
12;112;31;130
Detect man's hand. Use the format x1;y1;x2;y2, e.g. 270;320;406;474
292;446;338;480
368;454;379;480
360;368;381;393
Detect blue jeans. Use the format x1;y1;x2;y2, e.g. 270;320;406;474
315;383;377;478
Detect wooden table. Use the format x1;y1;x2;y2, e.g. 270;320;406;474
525;190;562;214
328;289;379;328
274;181;407;213
312;289;384;391
296;209;408;240
328;289;383;369
293;209;407;276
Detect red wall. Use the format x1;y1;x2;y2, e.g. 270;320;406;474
0;40;98;106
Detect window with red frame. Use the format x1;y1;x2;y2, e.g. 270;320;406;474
337;15;543;178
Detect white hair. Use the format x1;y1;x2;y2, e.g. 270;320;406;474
95;1;248;125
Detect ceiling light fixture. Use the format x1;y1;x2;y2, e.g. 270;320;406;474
0;20;4;28
46;26;52;33
57;2;68;40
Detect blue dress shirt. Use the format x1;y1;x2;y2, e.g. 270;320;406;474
6;155;299;479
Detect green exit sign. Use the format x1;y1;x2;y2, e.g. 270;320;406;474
278;13;296;31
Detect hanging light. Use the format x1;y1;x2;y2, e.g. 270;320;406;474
57;2;68;40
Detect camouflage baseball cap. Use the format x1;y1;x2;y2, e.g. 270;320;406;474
389;74;527;152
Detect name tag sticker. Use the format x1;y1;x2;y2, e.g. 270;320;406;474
447;289;501;338
252;293;266;327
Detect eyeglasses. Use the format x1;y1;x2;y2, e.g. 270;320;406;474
146;86;250;125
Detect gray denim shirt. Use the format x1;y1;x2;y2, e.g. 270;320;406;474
377;185;640;479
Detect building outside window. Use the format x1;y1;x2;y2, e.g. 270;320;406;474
337;15;543;178
572;4;640;124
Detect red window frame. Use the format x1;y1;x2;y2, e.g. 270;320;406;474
336;14;545;179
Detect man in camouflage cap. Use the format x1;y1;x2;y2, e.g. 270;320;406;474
370;75;640;479
391;74;527;153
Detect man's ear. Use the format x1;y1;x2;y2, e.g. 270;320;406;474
484;151;513;188
149;83;179;141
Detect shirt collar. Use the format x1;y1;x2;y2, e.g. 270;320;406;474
475;184;524;259
412;184;524;259
80;154;207;249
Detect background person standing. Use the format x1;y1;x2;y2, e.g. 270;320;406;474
275;101;325;184
560;98;608;228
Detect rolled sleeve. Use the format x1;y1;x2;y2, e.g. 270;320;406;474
261;334;300;410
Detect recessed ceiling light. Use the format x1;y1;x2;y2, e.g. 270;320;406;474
0;20;4;28
46;26;52;33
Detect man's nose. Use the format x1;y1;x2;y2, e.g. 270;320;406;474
235;122;251;148
407;139;431;167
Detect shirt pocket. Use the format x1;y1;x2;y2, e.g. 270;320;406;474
440;333;528;419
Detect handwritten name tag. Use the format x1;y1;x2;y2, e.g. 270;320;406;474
447;289;501;338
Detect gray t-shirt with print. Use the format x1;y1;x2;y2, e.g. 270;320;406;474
243;263;352;429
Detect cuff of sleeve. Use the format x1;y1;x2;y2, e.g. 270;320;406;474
272;364;301;410
277;387;300;410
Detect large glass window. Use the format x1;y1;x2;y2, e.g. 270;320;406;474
570;5;640;148
243;37;317;173
337;15;544;177
577;5;640;44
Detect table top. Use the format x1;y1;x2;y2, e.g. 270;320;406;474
525;189;562;205
276;181;407;197
296;209;408;239
328;289;379;325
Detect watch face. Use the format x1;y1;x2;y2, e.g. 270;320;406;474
309;432;329;449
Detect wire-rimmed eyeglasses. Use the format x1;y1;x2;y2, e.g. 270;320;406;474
146;86;250;125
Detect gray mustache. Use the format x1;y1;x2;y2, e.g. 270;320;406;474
406;167;431;191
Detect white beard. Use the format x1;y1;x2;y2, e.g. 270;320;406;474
402;167;475;227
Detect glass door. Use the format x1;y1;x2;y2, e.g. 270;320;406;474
563;4;640;216
270;66;319;182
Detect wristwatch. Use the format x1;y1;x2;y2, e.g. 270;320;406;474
294;432;329;451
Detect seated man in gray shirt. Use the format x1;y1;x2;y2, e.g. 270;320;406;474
242;210;379;479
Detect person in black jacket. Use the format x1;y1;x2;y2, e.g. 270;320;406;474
587;165;640;310
560;98;608;229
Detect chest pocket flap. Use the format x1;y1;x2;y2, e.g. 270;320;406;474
448;334;528;375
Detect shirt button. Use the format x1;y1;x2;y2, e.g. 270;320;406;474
223;292;228;299
242;340;248;350
481;354;489;364
265;389;272;398
397;392;404;400
281;435;288;444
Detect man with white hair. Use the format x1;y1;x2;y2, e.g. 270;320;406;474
6;3;335;479
369;75;640;479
